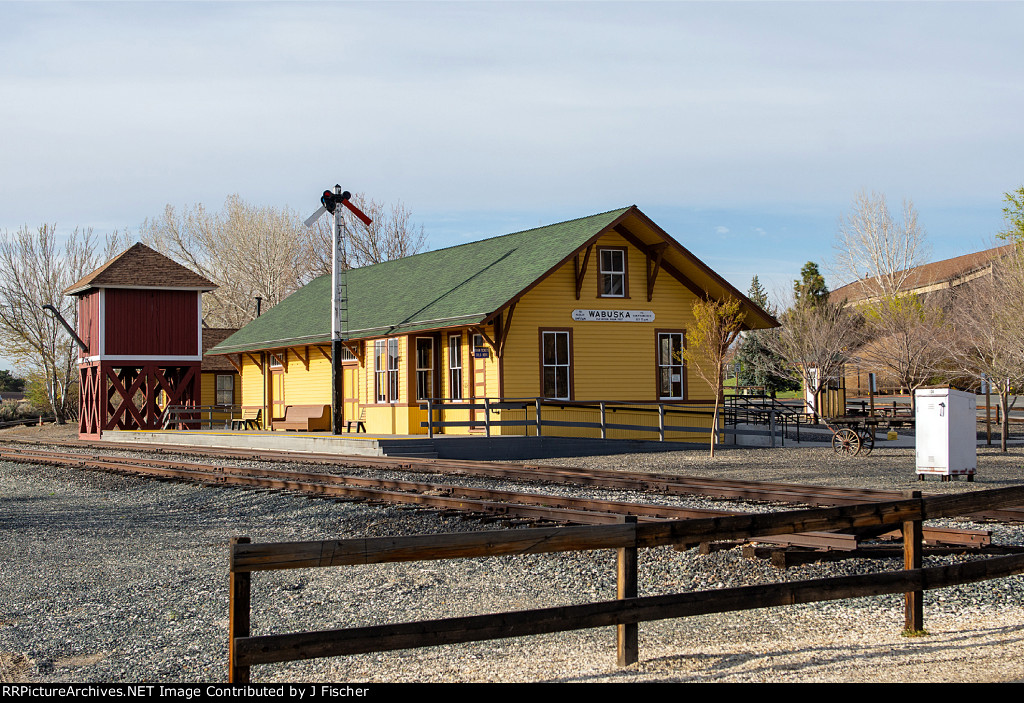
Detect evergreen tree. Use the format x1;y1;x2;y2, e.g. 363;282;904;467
794;261;829;306
0;369;25;392
736;276;799;395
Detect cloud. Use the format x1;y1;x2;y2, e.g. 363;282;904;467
715;226;730;235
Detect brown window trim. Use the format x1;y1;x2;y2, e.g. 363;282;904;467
448;332;464;401
596;246;629;299
413;335;437;402
538;327;574;400
215;373;235;407
655;328;687;401
373;337;402;404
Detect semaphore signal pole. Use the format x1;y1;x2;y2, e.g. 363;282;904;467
304;186;373;434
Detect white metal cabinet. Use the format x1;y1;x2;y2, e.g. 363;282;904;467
915;388;976;480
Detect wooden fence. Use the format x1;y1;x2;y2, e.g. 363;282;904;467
419;397;796;446
227;485;1024;682
162;404;243;430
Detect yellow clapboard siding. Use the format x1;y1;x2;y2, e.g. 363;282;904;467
278;347;331;406
501;230;716;403
496;230;717;439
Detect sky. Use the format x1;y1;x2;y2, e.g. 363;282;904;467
1;1;1023;372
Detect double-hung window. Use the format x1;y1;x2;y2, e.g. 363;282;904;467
416;338;434;401
374;340;388;403
541;330;572;400
387;338;399;401
448;334;463;401
215;374;234;406
657;332;685;400
375;338;401;403
599;248;627;297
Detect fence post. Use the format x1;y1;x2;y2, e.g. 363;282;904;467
769;410;776;449
658;404;665;442
902;491;924;634
228;536;251;683
427;399;434;439
535;398;542;437
484;398;491;438
617;515;638;666
600;402;607;440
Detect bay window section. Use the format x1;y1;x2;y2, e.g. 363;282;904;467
374;340;388;403
388;338;399;401
448;334;463;401
375;338;401;403
416;337;434;401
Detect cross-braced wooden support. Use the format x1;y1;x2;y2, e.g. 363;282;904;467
78;361;201;438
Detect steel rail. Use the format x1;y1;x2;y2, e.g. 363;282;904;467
6;435;1020;522
0;446;993;551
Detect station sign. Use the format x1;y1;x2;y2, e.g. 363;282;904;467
571;309;655;323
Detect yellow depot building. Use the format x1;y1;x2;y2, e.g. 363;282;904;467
208;206;778;440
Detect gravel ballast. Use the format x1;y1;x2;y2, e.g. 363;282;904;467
2;425;1024;684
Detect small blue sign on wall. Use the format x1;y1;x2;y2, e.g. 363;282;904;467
474;348;490;359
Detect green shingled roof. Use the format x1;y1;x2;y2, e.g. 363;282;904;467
209;207;632;355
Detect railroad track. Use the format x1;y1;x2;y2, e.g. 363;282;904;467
4;435;1022;522
0;443;1000;553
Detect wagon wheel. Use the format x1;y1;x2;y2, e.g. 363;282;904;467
832;428;861;456
857;429;874;456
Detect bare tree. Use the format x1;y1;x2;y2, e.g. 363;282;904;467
834;191;930;300
852;292;949;402
944;245;1024;452
304;193;427;276
141;195;313;328
999;185;1024;243
833;192;941;408
761;293;865;423
0;224;121;423
682;298;745;457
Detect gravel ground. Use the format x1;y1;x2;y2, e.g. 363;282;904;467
2;424;1024;684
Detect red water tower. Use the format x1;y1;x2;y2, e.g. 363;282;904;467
63;243;216;438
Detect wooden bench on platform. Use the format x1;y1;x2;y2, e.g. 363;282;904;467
231;409;262;431
346;407;366;433
272;405;330;431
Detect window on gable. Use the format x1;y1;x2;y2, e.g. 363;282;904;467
599;248;627;297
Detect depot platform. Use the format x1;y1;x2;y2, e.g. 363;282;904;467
101;429;706;460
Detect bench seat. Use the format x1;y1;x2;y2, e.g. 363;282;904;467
231;409;262;431
272;405;330;431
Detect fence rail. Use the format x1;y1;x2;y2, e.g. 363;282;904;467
162;404;243;430
418;397;790;446
227;484;1024;681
